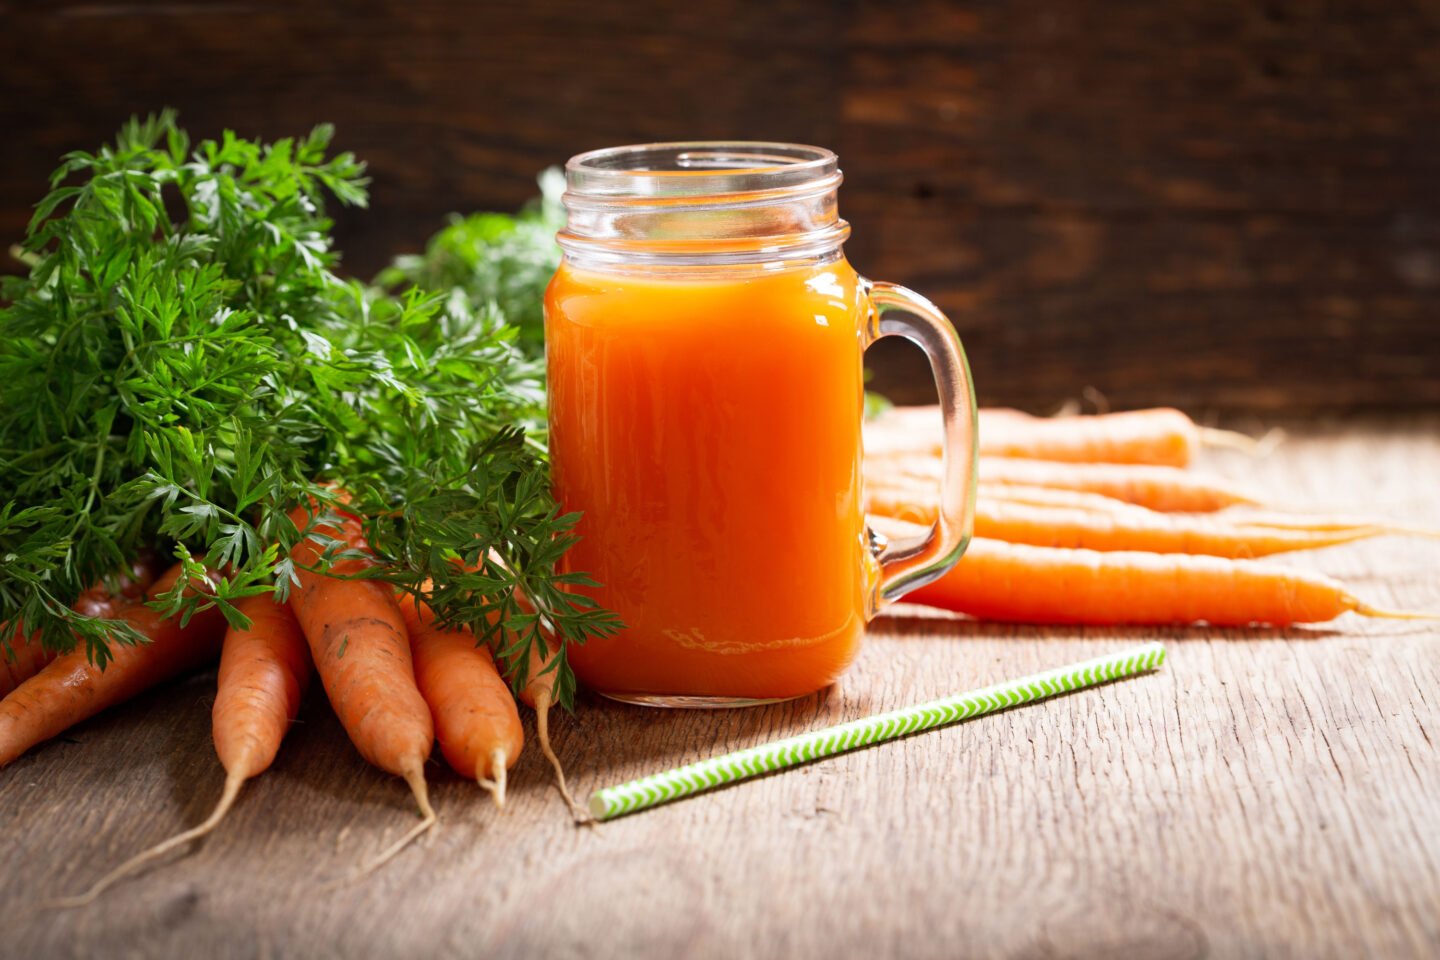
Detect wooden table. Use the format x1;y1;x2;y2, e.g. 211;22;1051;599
2;420;1437;959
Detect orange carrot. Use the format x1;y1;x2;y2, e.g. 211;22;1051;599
399;592;522;808
516;631;586;821
873;454;1262;512
211;596;312;794
71;553;161;617
870;471;1140;516
0;562;225;769
977;408;1211;466
872;521;1432;626
0;636;55;701
1218;508;1440;539
977;482;1146;514
871;461;1429;542
286;503;436;873
971;483;1439;541
867;406;1257;467
2;557;161;698
51;595;311;906
866;487;1385;558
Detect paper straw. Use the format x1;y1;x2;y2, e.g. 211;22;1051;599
588;641;1166;821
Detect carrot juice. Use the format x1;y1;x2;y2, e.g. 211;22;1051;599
546;259;875;701
547;142;976;704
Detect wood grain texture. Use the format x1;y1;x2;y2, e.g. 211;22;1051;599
1;419;1437;959
2;1;1438;413
844;0;1440;413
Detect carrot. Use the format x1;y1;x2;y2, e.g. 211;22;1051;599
0;635;57;701
469;551;585;820
973;481;1236;519
71;553;161;617
976;482;1147;515
873;454;1262;512
870;462;1433;543
867;406;1258;467
976;407;1256;465
1218;508;1440;539
50;595;311;907
1;556;161;698
871;520;1433;626
516;631;586;821
870;471;1139;517
286;503;436;874
399;592;522;808
0;562;226;769
210;596;311;802
866;487;1387;558
974;483;1440;541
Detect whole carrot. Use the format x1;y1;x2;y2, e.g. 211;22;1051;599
968;484;1437;540
866;487;1385;558
875;524;1431;626
872;454;1261;513
516;630;586;821
0;562;225;768
211;596;312;796
868;406;1257;467
977;483;1155;514
977;407;1221;466
2;556;161;698
399;592;522;808
51;595;311;907
443;551;582;816
287;503;436;872
970;484;1435;537
473;552;586;819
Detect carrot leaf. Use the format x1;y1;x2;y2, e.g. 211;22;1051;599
0;112;614;704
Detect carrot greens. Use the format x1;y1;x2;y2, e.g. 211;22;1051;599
375;168;564;361
0;112;617;706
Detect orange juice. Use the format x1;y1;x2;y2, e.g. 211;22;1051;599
546;258;874;700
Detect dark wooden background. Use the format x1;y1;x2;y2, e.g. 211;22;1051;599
3;0;1439;413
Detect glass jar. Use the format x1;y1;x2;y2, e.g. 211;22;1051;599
546;142;975;705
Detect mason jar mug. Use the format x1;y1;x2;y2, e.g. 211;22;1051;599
545;142;976;705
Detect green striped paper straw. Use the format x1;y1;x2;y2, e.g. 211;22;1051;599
588;641;1166;820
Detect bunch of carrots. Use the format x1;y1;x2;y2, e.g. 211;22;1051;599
865;406;1435;626
0;501;578;906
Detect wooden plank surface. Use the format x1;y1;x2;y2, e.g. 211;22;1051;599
1;419;1438;959
3;0;1440;413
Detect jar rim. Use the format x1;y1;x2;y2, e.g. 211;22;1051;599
558;141;848;267
565;141;838;200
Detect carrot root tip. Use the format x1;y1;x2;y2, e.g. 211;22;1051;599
1198;425;1268;455
477;748;508;809
1252;427;1288;457
535;694;590;824
328;763;437;888
1354;602;1440;621
43;770;245;910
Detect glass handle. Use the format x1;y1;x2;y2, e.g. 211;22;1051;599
862;279;977;607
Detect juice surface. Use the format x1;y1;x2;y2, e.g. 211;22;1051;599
546;258;873;699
